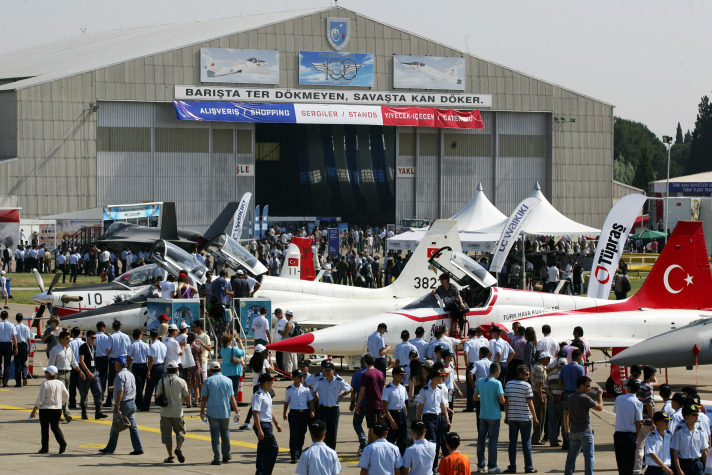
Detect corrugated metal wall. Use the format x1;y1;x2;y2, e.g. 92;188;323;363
395;111;549;225
97;101;254;229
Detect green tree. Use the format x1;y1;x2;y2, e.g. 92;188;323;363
684;130;692;143
675;122;684;144
632;149;656;191
614;117;667;181
689;95;712;174
613;156;636;185
670;143;691;177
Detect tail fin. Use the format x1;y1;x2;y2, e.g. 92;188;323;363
389;220;462;294
280;237;317;281
203;202;239;242
632;221;712;309
159;202;178;241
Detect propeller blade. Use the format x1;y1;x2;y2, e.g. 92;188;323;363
31;305;45;328
33;269;45;293
48;273;62;293
60;295;83;303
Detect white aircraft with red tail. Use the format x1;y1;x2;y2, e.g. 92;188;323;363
268;221;712;389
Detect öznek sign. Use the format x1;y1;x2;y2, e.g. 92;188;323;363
174;101;484;130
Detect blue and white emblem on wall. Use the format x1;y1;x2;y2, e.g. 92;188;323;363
327;17;351;51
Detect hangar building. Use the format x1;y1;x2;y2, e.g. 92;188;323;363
0;6;614;230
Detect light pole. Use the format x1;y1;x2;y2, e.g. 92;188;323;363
662;135;673;244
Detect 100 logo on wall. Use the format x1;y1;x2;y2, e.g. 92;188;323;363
299;51;374;87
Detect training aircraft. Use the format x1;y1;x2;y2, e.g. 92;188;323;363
268;221;712;389
204;54;268;78
56;240;208;332
399;61;462;86
97;201;240;252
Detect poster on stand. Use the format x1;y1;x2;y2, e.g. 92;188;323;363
237;298;272;339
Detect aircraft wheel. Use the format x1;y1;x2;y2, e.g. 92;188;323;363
606;376;622;396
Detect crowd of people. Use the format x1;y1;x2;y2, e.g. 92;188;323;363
5;307;709;475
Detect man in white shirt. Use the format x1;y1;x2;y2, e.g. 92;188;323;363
164;325;184;367
537;325;559;370
48;330;85;421
547;263;560;293
13;313;33;387
158;275;177;299
0;271;8;309
273;308;287;371
252;307;271;346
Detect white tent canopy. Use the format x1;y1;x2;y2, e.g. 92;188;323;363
450;182;508;231
479;182;600;236
387;229;501;252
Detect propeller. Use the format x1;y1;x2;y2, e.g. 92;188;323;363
33;268;45;293
48;273;62;294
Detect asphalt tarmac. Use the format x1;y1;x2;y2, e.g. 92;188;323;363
2;304;709;474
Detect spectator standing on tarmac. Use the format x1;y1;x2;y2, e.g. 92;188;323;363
504;364;539;474
468;346;493;427
220;333;245;413
273;308;287;370
644;411;673;475
200;361;239;466
314;361;352;450
192;321;211;381
351;357;369;454
394;330;416;367
437;432;471;475
48;330;85;421
410;326;429;362
155;360;189;464
99;356;143;455
127;329;149;411
635;366;659;474
283;368;315;463
94;321;111;401
0;310;17;388
489;327;514;385
544;357;567;448
104;320;131;407
418;367;450;470
367;323;390;376
296;419;343;475
531;352;550;445
252;307;272;346
0;271;8;309
143;330;167;411
355;353;386;444
403;419;436;475
358;420;404;475
13;313;32;387
282;310;298;372
252;372;283;475
77;331;107;420
30;366;68;454
382;366;409;455
614;379;644;474
475;362;506;473
563;376;604;475
671;404;708;475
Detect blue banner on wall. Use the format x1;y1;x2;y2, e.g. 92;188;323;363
299;51;374;87
328;228;340;257
174;101;296;123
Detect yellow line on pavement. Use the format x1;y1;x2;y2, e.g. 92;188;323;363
0;403;287;452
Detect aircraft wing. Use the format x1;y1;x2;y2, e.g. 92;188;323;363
583;336;644;349
296;320;343;329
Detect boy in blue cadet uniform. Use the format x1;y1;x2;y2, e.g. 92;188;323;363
284;369;315;463
613;379;644;475
671;404;708;475
358;420;404;475
410;326;429;362
383;366;409;455
418;366;451;470
645;411;673;475
403;419;436;475
367;323;390;376
296;419;342;475
252;372;283;475
394;330;416;366
313;361;352;450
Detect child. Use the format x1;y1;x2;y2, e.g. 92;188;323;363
437;432;470;475
296;419;342;475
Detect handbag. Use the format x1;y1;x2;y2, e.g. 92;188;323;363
112;411;131;433
155;378;169;407
230;346;243;366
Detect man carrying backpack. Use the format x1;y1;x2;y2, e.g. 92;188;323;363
612;270;631;300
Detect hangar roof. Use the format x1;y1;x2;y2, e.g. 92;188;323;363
0;7;326;91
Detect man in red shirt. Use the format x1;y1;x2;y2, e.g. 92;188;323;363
355;353;385;443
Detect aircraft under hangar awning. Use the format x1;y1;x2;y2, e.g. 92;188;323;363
387;230;501;252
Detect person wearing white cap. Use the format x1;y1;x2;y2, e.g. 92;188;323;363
273;308;287;371
252;307;271;346
156;360;189;464
282;310;298;373
531;351;551;445
30;366;68;454
201;361;239;465
0;270;8;309
164;324;184;368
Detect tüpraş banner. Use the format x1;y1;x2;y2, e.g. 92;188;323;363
174;101;484;130
230;192;252;240
587;194;647;300
490;197;542;273
328;228;340;257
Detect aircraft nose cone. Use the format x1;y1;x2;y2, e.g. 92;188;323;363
32;292;53;305
267;333;315;354
609;330;701;368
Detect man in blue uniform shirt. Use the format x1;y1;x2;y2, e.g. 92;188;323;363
284;369;315;463
358;420;403;475
126;329;149;411
252;372;283;475
410;327;429;362
403;419;436;475
105;320;131;407
382;366;409;455
645;411;673;475
313;361;352;450
296;419;342;475
367;323;390;376
671;404;708;475
614;379;644;474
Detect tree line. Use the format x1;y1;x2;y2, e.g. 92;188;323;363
613;93;712;189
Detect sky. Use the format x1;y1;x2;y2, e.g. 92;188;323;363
1;0;709;140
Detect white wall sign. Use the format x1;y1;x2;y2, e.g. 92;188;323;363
236;165;254;176
175;86;492;109
397;166;415;178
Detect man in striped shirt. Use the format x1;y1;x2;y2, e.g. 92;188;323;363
504;364;539;473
